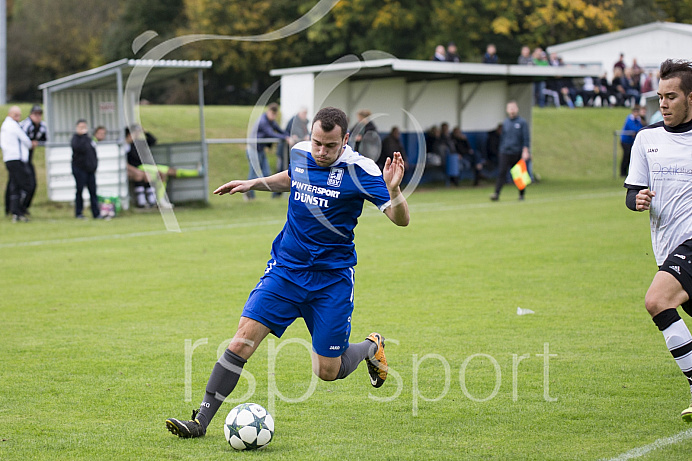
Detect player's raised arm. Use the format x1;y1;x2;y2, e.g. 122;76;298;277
382;152;409;226
214;170;291;196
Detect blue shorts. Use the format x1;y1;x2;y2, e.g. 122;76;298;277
242;260;355;357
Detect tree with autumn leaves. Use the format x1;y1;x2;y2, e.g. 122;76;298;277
5;0;692;103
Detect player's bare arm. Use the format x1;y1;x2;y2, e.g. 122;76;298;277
214;170;291;196
636;189;655;211
383;152;410;226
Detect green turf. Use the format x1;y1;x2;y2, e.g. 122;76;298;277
3;106;692;460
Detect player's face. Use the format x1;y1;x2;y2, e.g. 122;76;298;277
311;120;349;167
658;77;692;127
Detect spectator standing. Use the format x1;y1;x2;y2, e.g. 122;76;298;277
246;103;289;201
614;53;626;73
1;106;33;222
70;119;101;219
274;107;310;198
641;71;654;94
432;45;446;61
350;109;379;157
490;101;530;201
483;44;499;64
630;58;644;92
620;105;644;177
12;104;46;216
517;46;534;66
532;48;549;106
446;42;460;62
548;52;561;67
277;107;310;175
533;48;549;66
379;126;408;172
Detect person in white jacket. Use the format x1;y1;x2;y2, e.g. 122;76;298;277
1;106;33;222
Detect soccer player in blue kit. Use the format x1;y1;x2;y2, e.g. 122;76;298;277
166;107;410;438
624;59;692;421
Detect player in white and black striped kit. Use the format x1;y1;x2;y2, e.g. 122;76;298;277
624;59;692;421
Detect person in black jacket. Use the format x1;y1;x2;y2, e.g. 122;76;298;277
71;119;102;219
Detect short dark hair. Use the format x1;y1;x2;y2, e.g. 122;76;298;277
312;107;348;139
76;118;87;125
267;102;279;113
660;59;692;96
93;125;106;134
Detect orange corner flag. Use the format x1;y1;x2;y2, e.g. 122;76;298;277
510;159;532;191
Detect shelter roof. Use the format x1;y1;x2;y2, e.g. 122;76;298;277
38;59;213;92
548;21;692;54
270;58;600;84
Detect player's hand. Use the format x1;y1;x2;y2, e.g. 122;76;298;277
214;180;252;196
383;152;405;190
635;189;655;211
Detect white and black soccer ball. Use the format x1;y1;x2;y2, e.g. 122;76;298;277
224;403;274;450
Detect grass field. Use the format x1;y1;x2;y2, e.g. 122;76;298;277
3;106;692;460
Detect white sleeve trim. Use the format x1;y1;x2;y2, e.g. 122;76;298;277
378;200;392;212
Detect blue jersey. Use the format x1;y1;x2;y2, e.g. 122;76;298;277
270;141;392;270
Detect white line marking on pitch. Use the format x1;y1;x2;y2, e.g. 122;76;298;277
0;219;285;249
0;191;622;249
604;428;692;460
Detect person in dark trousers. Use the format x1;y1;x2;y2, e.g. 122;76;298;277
620;105;644;177
17;104;47;213
245;103;290;201
490;101;531;201
71;119;101;219
1;106;33;222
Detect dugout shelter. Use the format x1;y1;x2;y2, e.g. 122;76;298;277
270;57;600;180
38;59;212;209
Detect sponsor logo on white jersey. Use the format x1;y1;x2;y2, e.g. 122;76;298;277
327;167;344;187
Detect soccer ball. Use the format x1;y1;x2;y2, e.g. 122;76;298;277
224;403;274;450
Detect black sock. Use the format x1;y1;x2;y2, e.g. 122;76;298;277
196;349;246;429
335;339;376;380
